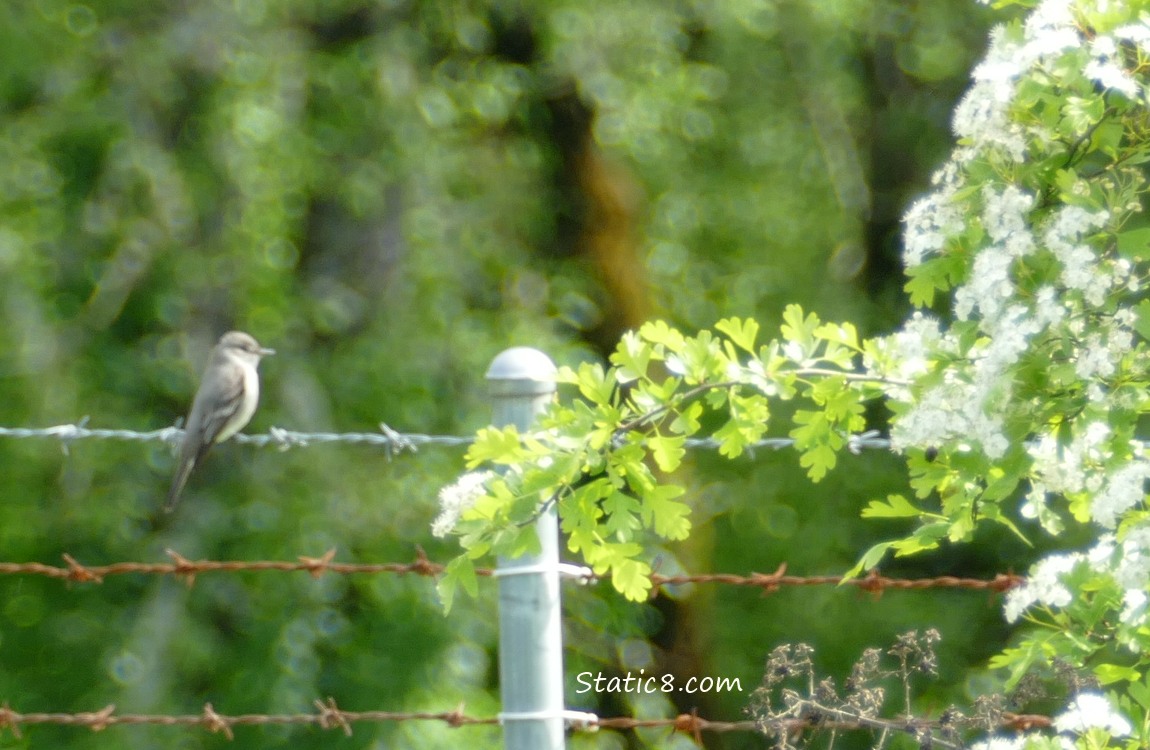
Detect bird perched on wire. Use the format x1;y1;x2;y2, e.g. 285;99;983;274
166;331;275;511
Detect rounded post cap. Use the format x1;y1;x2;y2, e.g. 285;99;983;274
486;347;557;397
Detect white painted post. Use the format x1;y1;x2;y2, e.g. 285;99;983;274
487;347;565;750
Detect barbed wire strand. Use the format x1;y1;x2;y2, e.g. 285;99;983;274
0;700;1052;739
0;421;893;455
0;549;1024;593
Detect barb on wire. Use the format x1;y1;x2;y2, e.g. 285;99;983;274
0;420;892;454
0;700;1052;740
0;551;1023;594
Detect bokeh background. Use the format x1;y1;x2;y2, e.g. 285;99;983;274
0;1;1039;748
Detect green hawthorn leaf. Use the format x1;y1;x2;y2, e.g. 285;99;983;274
611;330;652;382
790;410;840;481
862;494;922;519
842;541;896;581
603;491;642;540
716;317;760;353
639;319;686;351
670;401;703;435
611;558;653;601
575;362;616;405
781;304;818;345
437;556;477;613
649;434;686;473
1095;663;1141;685
465;425;524;467
643;484;691;540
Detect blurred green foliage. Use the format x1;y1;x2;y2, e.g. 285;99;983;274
0;0;1007;748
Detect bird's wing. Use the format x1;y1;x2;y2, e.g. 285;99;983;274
187;361;247;462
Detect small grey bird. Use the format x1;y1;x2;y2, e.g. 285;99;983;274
166;331;275;511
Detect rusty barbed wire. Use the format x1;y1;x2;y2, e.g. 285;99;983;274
0;699;496;740
0;420;892;455
650;564;1025;594
0;550;1024;593
0;549;457;586
0;700;1052;740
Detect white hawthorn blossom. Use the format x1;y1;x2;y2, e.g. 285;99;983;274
432;470;493;537
1004;553;1082;623
1053;693;1132;737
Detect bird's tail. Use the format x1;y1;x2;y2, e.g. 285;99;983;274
165;458;196;512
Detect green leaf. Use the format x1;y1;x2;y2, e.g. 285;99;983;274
842;541;896;580
904;264;939;307
982;468;1021;502
603;491;642;539
892;522;949;555
903;254;962;307
574;362;617;405
714;417;750;458
611;558;653;601
990;633;1060;690
678;329;724;383
670;401;703;435
643;484;691;540
862;494;923;519
1134;299;1150;342
1118;227;1150;260
790;409;841;481
780;304;818;345
649;434;686;473
639;319;686;351
716;317;760;353
1095;663;1142;685
813;321;859;350
611;330;652;383
438;556;478;613
1092;120;1124;157
465;425;524;467
1128;674;1150;710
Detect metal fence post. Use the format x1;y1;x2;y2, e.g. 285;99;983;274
487;347;565;750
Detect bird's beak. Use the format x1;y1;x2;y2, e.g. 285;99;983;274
260;347;276;356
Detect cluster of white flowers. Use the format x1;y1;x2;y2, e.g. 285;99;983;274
971;736;1072;750
1022;422;1113;531
902;192;963;267
1115;22;1150;55
1085;35;1141;98
865;312;944;388
954;0;1088;165
1053;693;1133;737
1004;552;1081;623
1089;460;1150;528
973;694;1134;750
431;470;492;537
886;2;1150;744
1005;524;1150;640
890;0;1150;460
1088;530;1150;629
890;377;1011;458
1043;205;1113;306
892;300;1049;459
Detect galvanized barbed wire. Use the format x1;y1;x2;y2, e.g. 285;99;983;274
0;420;892;455
0;700;1052;740
0;550;1024;593
0;420;467;457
